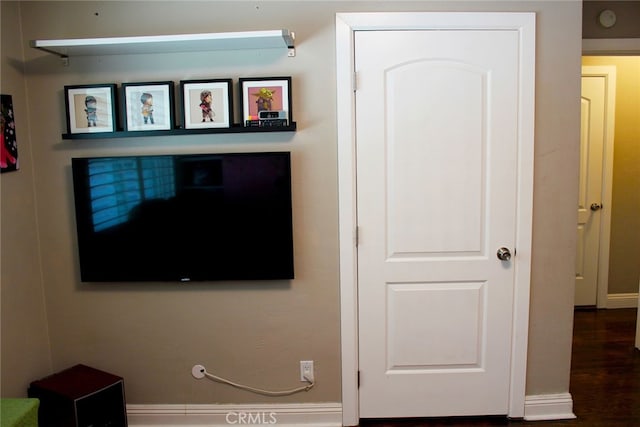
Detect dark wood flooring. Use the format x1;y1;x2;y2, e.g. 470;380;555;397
359;308;640;426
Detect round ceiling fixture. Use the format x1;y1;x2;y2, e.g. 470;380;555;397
598;9;617;28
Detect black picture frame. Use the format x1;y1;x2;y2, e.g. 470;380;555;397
64;84;117;134
179;79;233;129
122;81;175;131
239;77;292;127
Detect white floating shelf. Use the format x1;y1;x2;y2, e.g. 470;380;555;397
30;29;295;58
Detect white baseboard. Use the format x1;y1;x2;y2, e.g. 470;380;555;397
523;393;576;421
127;402;342;426
607;293;639;309
129;395;583;425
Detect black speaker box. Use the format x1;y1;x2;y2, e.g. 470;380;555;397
28;364;127;427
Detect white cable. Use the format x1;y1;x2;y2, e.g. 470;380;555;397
200;368;314;397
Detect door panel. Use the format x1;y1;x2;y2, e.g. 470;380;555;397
387;282;486;369
387;61;486;256
575;76;606;306
356;29;520;418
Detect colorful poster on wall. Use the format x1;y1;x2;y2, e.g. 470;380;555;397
1;94;19;173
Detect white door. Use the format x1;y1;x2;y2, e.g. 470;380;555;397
575;75;607;306
355;29;524;418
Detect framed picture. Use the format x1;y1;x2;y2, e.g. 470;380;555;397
122;81;174;131
239;77;292;127
1;94;19;172
64;84;117;134
180;79;233;129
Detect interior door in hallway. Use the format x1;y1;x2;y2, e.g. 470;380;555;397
575;72;608;306
355;28;527;418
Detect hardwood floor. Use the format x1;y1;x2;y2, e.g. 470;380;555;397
359;308;639;426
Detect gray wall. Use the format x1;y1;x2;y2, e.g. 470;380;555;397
0;0;53;398
583;1;640;39
2;0;581;408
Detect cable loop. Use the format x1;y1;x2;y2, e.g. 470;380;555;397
202;369;314;396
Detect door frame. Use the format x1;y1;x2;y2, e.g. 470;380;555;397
579;66;616;308
582;38;640;55
336;12;536;426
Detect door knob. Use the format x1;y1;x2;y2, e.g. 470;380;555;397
497;247;512;261
590;203;603;211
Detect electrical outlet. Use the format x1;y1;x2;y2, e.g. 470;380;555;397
299;360;314;382
192;364;206;379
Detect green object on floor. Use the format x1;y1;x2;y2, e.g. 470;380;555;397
0;398;39;427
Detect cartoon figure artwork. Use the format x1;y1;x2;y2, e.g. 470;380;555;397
1;94;18;173
84;95;98;127
199;90;215;122
252;87;276;113
141;92;154;124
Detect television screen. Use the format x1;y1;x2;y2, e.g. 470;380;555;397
71;152;294;282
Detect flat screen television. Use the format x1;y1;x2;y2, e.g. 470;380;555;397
71;152;294;282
